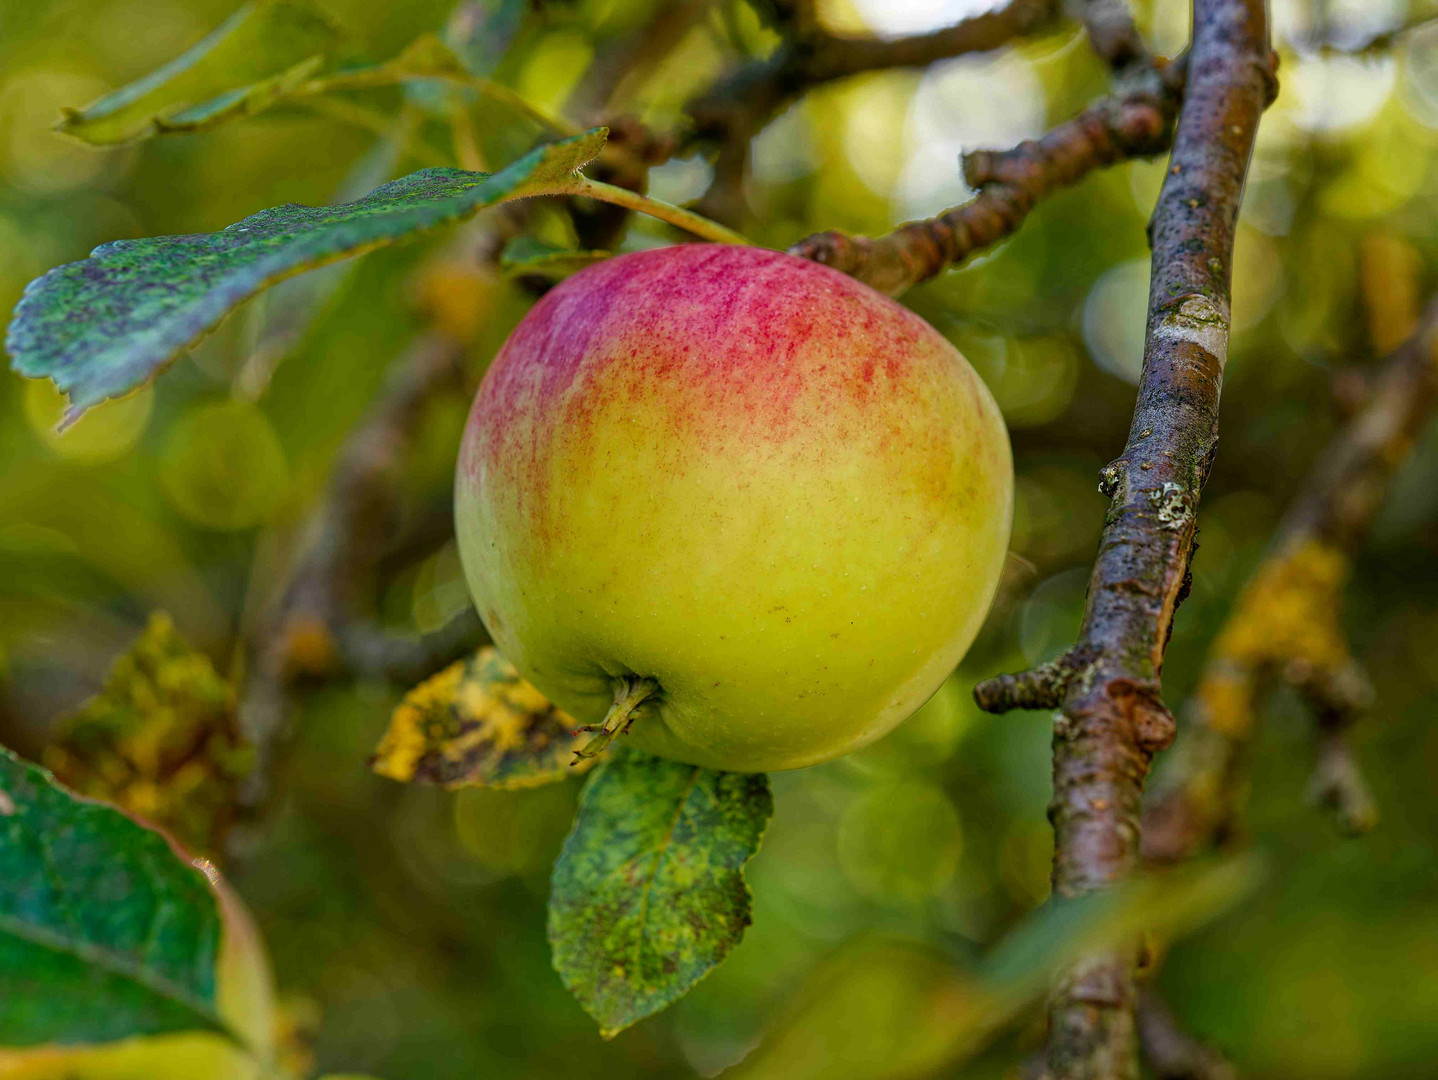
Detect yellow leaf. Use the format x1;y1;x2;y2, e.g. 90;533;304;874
371;647;593;789
44;612;248;858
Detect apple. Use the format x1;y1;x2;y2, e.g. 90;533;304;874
0;831;275;1080
455;244;1012;773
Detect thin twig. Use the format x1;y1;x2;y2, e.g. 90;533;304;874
1291;9;1438;56
1143;301;1438;861
338;608;487;685
1066;0;1148;70
565;0;713;119
789;59;1183;296
971;1;1275;1075
686;0;1059;225
1136;987;1236;1080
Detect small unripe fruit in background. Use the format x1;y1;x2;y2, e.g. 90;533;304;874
0;828;275;1080
456;245;1012;772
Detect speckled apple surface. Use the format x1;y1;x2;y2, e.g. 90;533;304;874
456;244;1012;772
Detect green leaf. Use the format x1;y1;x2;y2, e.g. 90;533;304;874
6;127;608;421
0;746;231;1046
727;855;1263;1079
56;0;342;145
548;749;772;1038
371;646;596;789
500;237;612;280
979;854;1263;1006
307;32;473;93
722;937;980;1080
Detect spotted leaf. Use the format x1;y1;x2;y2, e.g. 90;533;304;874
372;646;593;789
548;749;772;1037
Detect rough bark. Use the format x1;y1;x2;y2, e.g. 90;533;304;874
973;2;1276;1074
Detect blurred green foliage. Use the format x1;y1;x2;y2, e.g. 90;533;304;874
2;0;1438;1077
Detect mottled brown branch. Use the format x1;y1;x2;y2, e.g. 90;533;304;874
238;331;468;808
1306;666;1380;836
686;0;1059;225
790;63;1181;296
974;646;1098;712
969;2;1274;1075
1136;987;1236;1080
1067;0;1148;70
1143;301;1438;861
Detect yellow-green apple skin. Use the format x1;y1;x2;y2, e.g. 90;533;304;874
0;829;275;1080
455;244;1012;772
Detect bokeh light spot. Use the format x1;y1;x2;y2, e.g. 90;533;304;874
24;379;152;463
1082;258;1150;384
160;399;289;530
837;782;962;904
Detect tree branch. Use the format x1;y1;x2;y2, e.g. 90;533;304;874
565;0;712;119
972;1;1275;1075
686;0;1059;225
789;59;1182;296
1143;300;1438;861
1136;987;1236;1080
1291;9;1438;57
238;331;470;808
337;608;487;685
1066;0;1148;70
798;0;1059;78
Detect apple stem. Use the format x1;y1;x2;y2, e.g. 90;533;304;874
573;675;660;763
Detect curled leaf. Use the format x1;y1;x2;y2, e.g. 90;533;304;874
548;749;772;1038
372;646;592;789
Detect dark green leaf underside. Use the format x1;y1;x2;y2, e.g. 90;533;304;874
6;127;607;420
56;0;342;145
548;749;772;1038
0;747;227;1046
